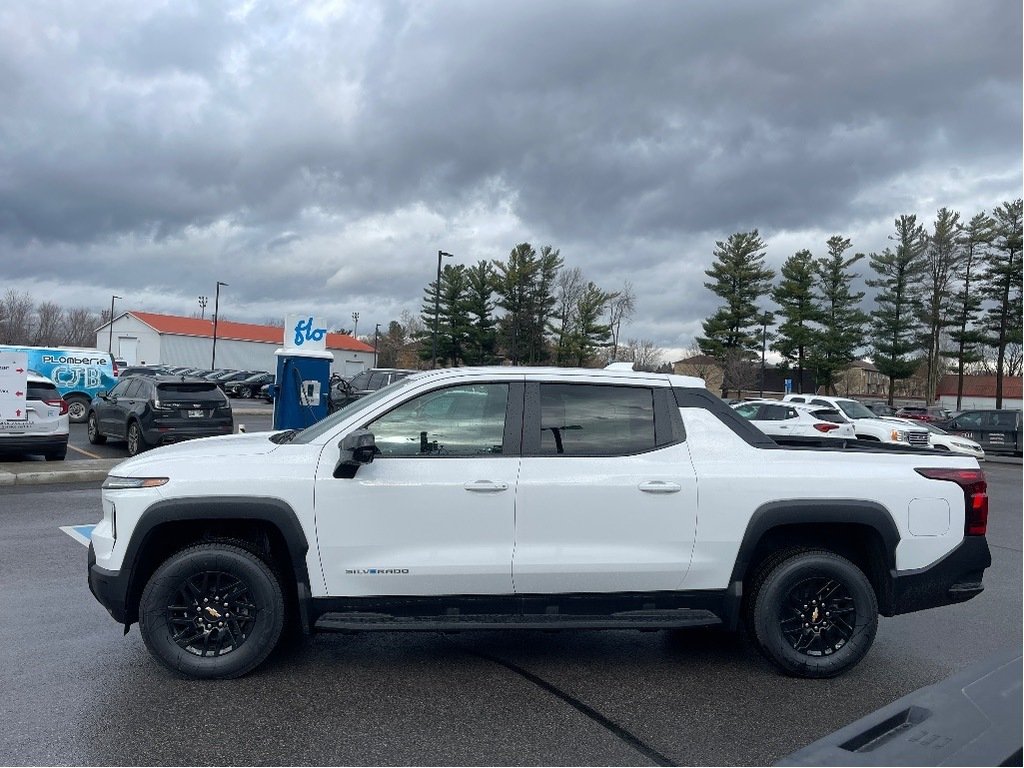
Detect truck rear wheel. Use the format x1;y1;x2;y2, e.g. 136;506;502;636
66;395;90;424
750;549;877;678
139;543;285;679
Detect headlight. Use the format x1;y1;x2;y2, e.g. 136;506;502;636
102;476;169;489
891;430;908;442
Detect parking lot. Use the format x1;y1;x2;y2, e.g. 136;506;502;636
0;462;1019;765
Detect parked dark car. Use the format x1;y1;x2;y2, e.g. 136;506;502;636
937;408;1022;456
227;372;275;398
211;370;263;391
896;404;950;422
117;365;163;378
329;368;416;412
864;401;897;417
87;375;233;456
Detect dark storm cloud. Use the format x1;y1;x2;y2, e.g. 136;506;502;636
0;0;1019;352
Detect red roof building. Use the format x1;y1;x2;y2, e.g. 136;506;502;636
936;374;1023;410
96;311;376;376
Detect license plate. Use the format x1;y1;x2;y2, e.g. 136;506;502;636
1;418;35;431
187;409;205;418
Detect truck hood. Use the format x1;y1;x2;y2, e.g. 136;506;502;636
109;431;283;477
876;416;930;430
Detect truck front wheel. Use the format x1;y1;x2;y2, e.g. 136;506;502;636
750;549;878;678
139;543;285;679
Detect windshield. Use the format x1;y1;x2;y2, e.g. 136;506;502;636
290;376;419;444
836;400;876;420
922;422;948;435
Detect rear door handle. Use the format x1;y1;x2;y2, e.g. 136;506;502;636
638;481;681;494
464;480;509;493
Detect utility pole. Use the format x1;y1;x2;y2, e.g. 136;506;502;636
432;251;453;368
211;281;228;368
107;295;122;354
373;323;381;368
198;295;208;319
351;311;360;339
759;312;769;398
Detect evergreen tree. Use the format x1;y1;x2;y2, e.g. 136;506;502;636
493;243;562;364
462;260;498;365
770;249;819;394
943;212;992;410
696;231;775;394
983;199;1024;408
566;282;615;366
920;208;963;403
418;264;470;366
810;236;868;393
867;215;929;405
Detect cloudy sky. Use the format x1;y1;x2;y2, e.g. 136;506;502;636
1;0;1020;360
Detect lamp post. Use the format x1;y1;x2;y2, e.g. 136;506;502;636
198;295;208;319
432;250;453;368
107;295;122;354
351;311;360;339
211;281;228;368
759;311;770;398
373;323;381;368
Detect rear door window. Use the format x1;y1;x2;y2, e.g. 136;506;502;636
537;384;656;456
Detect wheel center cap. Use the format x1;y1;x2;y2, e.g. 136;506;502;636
205;606;222;619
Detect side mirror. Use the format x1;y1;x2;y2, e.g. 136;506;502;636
335;429;377;477
97;390;108;400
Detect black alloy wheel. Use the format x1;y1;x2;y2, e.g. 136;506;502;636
87;412;106;444
126;421;146;456
750;549;878;678
139;543;285;679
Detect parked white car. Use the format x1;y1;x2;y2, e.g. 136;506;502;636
732;400;857;440
0;371;70;460
782;394;930;446
921;422;985;460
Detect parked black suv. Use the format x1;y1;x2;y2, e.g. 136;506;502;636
87;375;233;456
329;368;416;412
226;372;275;398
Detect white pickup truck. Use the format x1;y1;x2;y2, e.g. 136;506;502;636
782;393;930;445
88;367;991;679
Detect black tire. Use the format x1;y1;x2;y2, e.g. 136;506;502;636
139;543;285;679
66;395;90;424
750;549;878;678
87;412;107;445
45;448;67;461
126;421;148;456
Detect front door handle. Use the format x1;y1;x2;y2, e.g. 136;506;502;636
638;481;681;494
464;480;509;493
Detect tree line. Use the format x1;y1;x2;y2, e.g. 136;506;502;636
383;242;665;371
697;199;1023;408
0;290;107;348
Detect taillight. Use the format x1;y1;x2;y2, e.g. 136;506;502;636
915;468;988;536
813;423;840;433
112;360;119;377
44;398;69;416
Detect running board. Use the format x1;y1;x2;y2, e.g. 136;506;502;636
314;609;722;633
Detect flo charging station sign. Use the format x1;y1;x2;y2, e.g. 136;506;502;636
0;351;29;420
284;315;328;351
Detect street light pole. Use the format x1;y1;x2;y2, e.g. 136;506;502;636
198;295;208;319
759;312;769;398
211;281;228;368
351;312;360;339
373;323;381;368
432;250;453;368
107;295;122;354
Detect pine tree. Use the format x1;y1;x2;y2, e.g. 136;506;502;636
943;212;992;410
920;208;963;403
771;249;819;393
810;236;868;394
418;264;470;366
567;282;615;366
493;243;562;364
463;260;498;365
983;199;1023;408
868;215;929;405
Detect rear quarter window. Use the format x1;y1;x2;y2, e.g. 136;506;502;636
26;383;59;400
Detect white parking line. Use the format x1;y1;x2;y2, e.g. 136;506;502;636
69;445;104;459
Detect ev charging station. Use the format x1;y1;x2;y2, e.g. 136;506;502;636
272;315;334;430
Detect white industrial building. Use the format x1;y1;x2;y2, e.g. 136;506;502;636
96;311;376;377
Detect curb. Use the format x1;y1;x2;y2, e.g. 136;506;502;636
0;459;121;487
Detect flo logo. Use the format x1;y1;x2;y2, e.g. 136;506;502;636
293;316;327;346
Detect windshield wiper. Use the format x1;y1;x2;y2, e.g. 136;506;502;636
270;429;300;444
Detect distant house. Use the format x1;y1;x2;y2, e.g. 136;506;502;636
95;311;376;376
936;374;1023;411
672;355;723;393
834;360;887;399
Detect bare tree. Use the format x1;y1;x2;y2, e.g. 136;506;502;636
607;281;635;362
62;307;101;347
624;338;662;371
551;267;585;364
1;289;35;344
720;349;758;399
33;301;65;346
